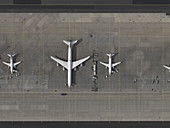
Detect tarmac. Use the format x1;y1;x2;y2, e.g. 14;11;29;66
0;13;169;121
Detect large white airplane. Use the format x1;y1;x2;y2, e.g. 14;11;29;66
3;54;22;74
163;65;170;72
50;40;90;88
100;53;122;75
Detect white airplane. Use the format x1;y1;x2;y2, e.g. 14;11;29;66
100;53;122;75
50;40;90;88
163;65;170;72
3;54;22;74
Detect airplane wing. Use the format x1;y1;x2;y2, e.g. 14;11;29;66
163;65;170;70
14;61;21;67
112;61;122;67
72;56;90;69
2;62;10;67
50;56;68;70
100;62;109;68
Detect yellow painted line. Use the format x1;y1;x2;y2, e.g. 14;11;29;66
22;18;25;123
118;19;121;122
40;23;44;123
138;22;141;123
162;21;165;123
108;18;111;123
68;20;71;124
74;21;77;123
11;19;14;123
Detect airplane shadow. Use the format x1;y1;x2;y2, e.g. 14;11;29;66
112;52;118;63
72;39;83;86
13;53;20;62
13;53;21;73
164;64;170;68
53;56;67;62
52;55;67;86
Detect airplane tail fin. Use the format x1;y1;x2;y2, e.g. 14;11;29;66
63;40;78;46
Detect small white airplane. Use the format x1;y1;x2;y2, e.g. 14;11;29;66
163;65;170;72
2;54;22;74
100;53;122;75
51;40;90;88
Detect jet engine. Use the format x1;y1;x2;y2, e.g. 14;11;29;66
115;69;119;73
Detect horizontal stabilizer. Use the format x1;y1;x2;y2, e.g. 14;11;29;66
7;54;16;57
106;54;111;57
106;53;118;57
7;54;11;57
63;40;78;46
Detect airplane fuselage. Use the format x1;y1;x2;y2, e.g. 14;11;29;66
68;44;72;87
108;55;112;75
10;57;13;74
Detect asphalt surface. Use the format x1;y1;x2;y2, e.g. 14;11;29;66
0;13;169;121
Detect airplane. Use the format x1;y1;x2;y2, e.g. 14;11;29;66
2;54;22;74
50;40;90;88
100;53;122;75
163;65;170;72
